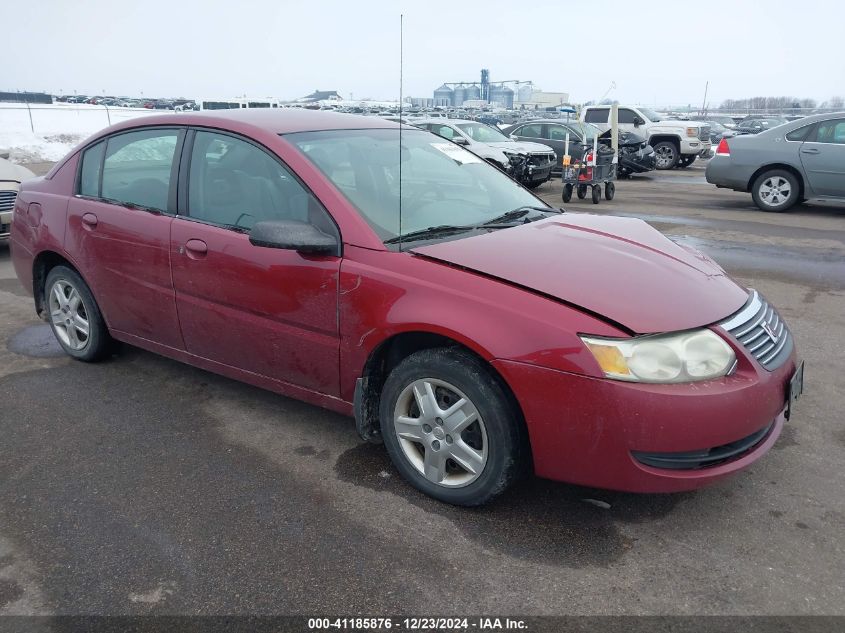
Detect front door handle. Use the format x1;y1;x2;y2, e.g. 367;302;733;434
184;239;208;259
801;148;820;155
81;212;98;228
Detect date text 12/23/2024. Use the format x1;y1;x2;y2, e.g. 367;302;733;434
307;617;528;630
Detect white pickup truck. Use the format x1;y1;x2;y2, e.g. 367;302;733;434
580;105;711;170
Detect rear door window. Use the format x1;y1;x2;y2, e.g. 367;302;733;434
518;124;544;138
101;129;180;212
786;124;815;142
812;119;845;144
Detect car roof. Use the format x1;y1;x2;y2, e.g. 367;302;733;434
103;108;403;136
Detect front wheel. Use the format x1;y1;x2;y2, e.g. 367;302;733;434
577;184;588;199
605;181;615;200
45;266;113;361
652;142;679;170
751;170;799;212
562;184;573;202
591;185;601;204
379;348;527;506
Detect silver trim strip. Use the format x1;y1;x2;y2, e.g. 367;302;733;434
720;290;762;331
735;304;772;338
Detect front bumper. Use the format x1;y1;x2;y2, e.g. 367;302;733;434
493;344;797;493
681;138;711;156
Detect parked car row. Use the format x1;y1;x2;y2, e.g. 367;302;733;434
57;95;198;110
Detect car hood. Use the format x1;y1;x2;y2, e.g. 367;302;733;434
486;141;555;154
0;158;36;183
412;214;748;334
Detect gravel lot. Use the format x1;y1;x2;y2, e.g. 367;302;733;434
1;162;843;616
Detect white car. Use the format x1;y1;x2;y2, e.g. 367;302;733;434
413;119;556;188
0;155;36;239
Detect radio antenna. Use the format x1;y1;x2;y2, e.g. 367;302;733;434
398;13;404;251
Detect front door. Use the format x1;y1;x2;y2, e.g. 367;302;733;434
170;130;342;395
65;127;184;349
800;118;845;197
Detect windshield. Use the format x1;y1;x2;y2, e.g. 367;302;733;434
639;108;661;122
288;128;545;243
455;122;510;143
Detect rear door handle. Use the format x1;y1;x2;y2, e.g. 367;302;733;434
801;148;820;154
184;239;208;259
81;212;98;228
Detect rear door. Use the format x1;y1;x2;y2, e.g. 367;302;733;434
65;127;185;349
169;129;342;395
799;118;845;197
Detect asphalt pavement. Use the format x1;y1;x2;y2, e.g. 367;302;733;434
1;162;843;616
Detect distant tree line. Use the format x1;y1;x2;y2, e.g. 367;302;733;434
718;96;844;110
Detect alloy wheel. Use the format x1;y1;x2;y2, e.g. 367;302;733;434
759;176;792;207
393;378;488;488
48;279;90;351
655;145;676;169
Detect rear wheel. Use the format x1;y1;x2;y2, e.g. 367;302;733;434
591;185;601;204
379;348;526;506
604;181;615;200
751;169;799;212
653;142;679;170
45;266;112;361
577;184;588;199
562;184;573;202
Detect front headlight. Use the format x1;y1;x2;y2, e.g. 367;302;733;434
686;127;699;137
580;329;735;383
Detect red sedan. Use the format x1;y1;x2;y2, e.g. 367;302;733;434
9;110;803;505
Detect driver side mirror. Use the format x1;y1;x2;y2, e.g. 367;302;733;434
249;220;339;256
451;136;469;145
510;134;518;141
633;116;645;126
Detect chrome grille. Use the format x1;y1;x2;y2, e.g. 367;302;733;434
698;125;711;141
0;190;17;212
719;290;793;371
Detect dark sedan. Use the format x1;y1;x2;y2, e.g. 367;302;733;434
502;120;655;177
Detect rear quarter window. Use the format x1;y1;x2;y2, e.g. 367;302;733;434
78;141;105;197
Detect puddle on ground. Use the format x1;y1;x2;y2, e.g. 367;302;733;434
6;324;64;358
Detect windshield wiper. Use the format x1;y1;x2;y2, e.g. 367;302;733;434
480;206;559;227
383;224;474;245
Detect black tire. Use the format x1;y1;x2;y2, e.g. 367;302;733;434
562;184;573;202
652;141;679;170
577;184;588;199
44;266;113;362
677;155;696;168
379;348;527;506
751;169;800;212
591;185;601;204
605;181;615;200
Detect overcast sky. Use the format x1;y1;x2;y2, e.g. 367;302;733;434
7;0;844;107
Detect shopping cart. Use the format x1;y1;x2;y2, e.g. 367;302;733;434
561;137;617;204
